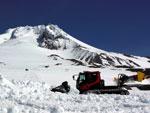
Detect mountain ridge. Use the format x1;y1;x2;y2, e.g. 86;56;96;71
0;24;150;68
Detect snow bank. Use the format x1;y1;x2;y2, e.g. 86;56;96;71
0;77;150;113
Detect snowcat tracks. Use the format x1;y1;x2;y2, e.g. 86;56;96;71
137;85;150;90
123;84;150;90
81;89;129;95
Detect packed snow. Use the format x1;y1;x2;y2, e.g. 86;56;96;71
0;24;150;113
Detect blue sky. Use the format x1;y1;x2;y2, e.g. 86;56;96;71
0;0;150;56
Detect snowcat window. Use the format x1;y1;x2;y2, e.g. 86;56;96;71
79;74;85;81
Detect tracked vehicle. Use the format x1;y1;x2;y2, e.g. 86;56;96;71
73;71;129;95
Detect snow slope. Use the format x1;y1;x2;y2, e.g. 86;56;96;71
0;24;150;113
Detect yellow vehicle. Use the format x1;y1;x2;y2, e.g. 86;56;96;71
116;71;150;86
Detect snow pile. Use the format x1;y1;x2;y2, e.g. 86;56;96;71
0;77;150;113
0;78;65;113
0;75;16;89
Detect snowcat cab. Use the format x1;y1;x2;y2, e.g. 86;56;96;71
75;71;104;93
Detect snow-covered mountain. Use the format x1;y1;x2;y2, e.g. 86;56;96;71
1;24;150;113
0;24;149;69
0;24;150;84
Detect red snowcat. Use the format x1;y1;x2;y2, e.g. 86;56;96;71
73;71;129;95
